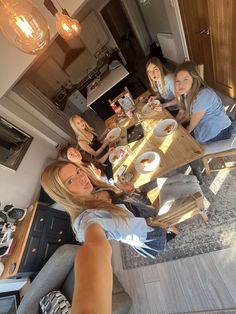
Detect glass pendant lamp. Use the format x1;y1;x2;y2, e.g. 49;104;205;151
55;10;81;40
0;0;50;54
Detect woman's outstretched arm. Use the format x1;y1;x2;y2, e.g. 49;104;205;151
72;223;112;314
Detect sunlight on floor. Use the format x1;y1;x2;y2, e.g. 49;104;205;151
209;169;230;195
220;230;236;249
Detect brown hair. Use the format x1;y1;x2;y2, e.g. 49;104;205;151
41;160;129;223
175;61;207;115
146;57;169;97
58;143;105;174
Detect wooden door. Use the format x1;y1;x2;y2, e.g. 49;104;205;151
178;0;236;98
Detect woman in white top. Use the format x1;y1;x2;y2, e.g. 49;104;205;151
146;57;179;114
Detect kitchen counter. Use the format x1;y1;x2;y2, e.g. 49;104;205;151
87;65;129;107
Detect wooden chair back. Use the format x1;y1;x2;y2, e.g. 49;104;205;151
108;87;134;105
202;148;236;174
147;188;208;234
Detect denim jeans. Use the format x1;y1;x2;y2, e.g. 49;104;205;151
205;124;233;143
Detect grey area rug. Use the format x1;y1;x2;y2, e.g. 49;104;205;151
120;159;236;270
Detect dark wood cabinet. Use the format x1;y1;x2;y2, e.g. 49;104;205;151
0;203;75;279
18;205;74;276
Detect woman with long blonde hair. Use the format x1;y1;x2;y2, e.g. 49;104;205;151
146;57;178;114
69;115;113;178
175;61;232;144
41;160;174;258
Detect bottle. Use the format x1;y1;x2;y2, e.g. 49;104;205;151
110;102;124;117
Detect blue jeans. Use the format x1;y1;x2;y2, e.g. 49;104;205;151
206;124;233;143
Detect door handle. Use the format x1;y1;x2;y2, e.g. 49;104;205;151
199;29;210;36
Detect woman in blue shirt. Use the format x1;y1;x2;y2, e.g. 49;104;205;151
146;57;179;114
175;61;232;144
41;161;175;259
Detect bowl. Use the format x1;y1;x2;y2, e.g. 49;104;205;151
154;119;178;137
135;151;160;174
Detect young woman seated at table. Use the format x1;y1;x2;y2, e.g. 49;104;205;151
175;61;232;144
146;57;179;114
41;161;176;258
69;115;113;179
58;144;150;196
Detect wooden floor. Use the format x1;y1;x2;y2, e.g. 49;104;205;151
111;241;236;314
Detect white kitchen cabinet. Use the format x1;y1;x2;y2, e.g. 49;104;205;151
13;79;73;137
64;90;87;116
80;11;109;55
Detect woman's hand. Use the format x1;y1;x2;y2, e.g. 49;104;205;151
102;138;110;147
148;95;159;103
89;163;102;177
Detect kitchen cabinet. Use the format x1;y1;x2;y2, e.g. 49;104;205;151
64;90;87;116
13;79;74;137
0;204;75;279
80;11;109;55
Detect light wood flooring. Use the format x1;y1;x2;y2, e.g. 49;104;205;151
111;241;236;314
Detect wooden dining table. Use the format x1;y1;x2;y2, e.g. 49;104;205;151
105;91;204;188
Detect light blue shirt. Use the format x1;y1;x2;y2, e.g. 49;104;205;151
73;206;163;258
190;88;231;143
155;74;175;101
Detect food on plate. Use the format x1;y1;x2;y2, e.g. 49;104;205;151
108;135;116;141
140;158;152;166
164;123;174;133
111;155;119;163
148;102;162;111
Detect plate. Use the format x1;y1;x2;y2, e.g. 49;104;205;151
154;119;178;137
106;128;121;142
135;151;160;174
142;100;161;115
109;146;127;164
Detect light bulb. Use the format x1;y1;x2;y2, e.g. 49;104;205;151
55;12;81;40
0;0;50;54
71;19;81;36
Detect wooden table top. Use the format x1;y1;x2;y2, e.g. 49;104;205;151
106;92;204;188
0;203;37;279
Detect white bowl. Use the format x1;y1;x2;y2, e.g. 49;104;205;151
106;128;121;142
154;119;178;137
135;151;160;174
142;100;161;115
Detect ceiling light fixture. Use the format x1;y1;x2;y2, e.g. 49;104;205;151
0;0;50;54
44;0;81;41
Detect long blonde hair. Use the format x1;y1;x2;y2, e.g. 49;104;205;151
41;160;129;223
175;61;207;115
146;57;169;97
69;115;96;144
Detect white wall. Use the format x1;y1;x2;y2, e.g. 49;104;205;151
0;97;60;209
137;0;171;42
0;0;87;98
163;0;187;62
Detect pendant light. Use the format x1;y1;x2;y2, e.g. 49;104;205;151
55;9;81;41
44;0;81;41
0;0;50;54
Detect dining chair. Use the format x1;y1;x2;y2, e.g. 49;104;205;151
147;174;208;234
108;86;134;106
202;123;236;174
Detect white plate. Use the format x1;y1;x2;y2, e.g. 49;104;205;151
142;100;161;115
135;151;160;174
106;127;121;142
109;146;127;164
154;119;178;137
